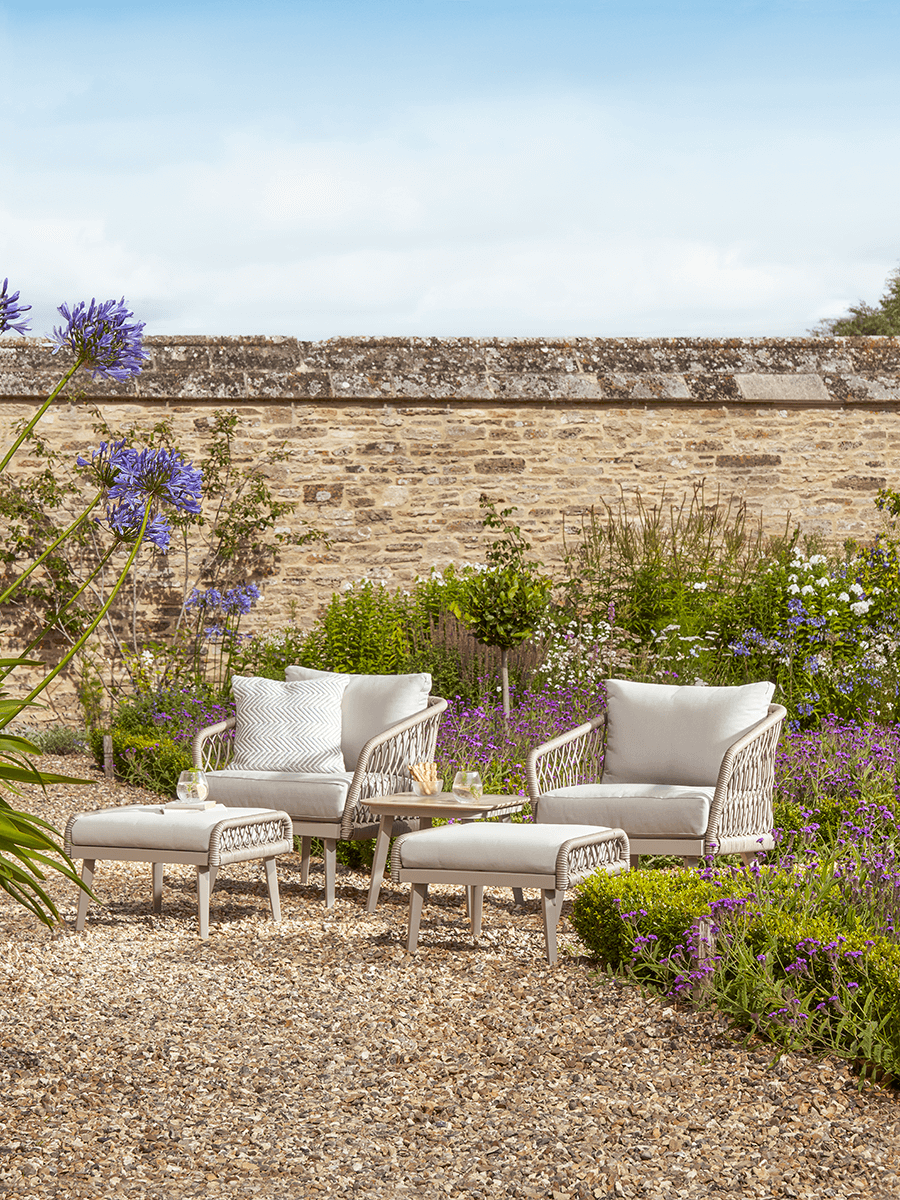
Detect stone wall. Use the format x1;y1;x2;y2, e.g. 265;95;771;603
3;334;900;640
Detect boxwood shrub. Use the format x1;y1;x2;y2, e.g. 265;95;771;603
89;727;191;797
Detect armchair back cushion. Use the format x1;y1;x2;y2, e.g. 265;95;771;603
602;679;776;787
229;674;348;773
285;667;432;768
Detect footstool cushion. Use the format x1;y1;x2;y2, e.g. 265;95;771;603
65;804;294;939
390;822;629;964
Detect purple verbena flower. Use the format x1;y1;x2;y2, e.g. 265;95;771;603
0;278;32;336
52;297;148;381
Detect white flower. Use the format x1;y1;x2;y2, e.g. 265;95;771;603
787;584;801;595
849;582;865;597
827;608;837;617
801;585;815;596
788;574;798;584
808;554;827;566
837;592;850;603
816;576;830;588
851;600;871;615
692;582;708;591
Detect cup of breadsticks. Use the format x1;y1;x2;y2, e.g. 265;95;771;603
408;761;445;796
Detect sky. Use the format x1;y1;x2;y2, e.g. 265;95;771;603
2;0;899;340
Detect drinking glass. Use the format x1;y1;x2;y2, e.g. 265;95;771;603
176;768;210;803
452;770;484;801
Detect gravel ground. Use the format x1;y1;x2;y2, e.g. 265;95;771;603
1;755;899;1200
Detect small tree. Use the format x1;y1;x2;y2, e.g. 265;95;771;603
811;264;900;336
449;495;551;716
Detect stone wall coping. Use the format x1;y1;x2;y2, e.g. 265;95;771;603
2;335;900;405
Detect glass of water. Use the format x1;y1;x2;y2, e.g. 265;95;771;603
176;769;210;803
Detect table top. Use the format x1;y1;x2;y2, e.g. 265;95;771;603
365;792;526;819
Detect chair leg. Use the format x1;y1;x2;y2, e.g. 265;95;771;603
196;865;218;940
299;837;311;885
739;851;762;869
407;883;427;953
152;862;163;913
469;887;484;939
323;838;336;908
511;887;525;906
629;854;640;870
541;888;566;966
74;860;95;932
682;857;701;869
263;856;281;923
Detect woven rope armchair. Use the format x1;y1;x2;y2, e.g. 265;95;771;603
526;679;786;868
193;673;447;906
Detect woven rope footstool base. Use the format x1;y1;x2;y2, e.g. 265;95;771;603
390;822;629;964
64;805;294;939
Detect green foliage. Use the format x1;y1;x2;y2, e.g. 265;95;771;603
88;726;191;796
303;581;410;674
811;265;900;337
0;729;93;926
27;726;88;755
570;868;741;975
449;567;550;652
562;483;781;641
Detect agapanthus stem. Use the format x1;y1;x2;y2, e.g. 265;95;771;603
0;359;83;476
0;543;118;686
4;506;153;724
0;491;103;606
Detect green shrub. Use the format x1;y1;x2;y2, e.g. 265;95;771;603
570;867;745;974
89;727;191;796
17;725;87;755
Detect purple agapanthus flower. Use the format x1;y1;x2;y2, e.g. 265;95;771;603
186;583;261;616
52;297;148;381
106;501;172;550
107;447;202;516
76;438;132;488
79;443;202;551
0;278;32;337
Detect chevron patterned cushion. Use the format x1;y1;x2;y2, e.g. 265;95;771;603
228;674;349;773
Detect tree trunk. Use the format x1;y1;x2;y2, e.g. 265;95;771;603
500;647;510;718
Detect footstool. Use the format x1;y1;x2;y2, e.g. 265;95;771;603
390;822;630;964
64;804;294;939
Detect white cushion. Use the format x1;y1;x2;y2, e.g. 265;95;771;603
285;667;431;768
394;822;610;875
229;674;348;773
68;805;279;853
205;770;353;822
537;783;714;838
602;679;775;787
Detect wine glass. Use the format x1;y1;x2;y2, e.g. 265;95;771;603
452;770;484;801
176;769;209;803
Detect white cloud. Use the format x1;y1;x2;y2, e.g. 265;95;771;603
3;77;899;338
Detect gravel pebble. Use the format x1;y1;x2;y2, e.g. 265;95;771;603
1;756;898;1199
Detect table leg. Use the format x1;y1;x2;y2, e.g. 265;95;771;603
366;814;395;912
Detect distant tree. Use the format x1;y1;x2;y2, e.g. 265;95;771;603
811;264;900;336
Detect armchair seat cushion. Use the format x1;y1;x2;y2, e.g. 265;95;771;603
205;769;354;822
537;783;714;838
